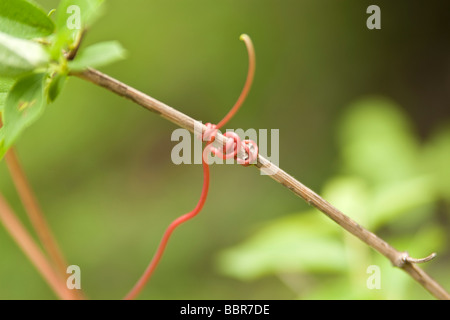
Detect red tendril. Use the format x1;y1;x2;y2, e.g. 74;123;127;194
202;123;258;166
124;34;257;300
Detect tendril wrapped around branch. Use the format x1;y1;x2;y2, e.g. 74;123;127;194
124;34;257;300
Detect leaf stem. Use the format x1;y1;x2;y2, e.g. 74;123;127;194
0;193;74;300
0;120;83;299
4;149;68;275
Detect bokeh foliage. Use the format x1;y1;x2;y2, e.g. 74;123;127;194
0;0;449;299
218;97;449;299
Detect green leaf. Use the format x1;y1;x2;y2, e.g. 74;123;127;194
321;175;437;230
55;0;104;31
0;131;4;160
0;0;55;39
338;97;420;185
51;0;104;57
370;175;437;228
47;73;67;102
68;41;126;71
216;211;347;280
0;77;15;94
321;177;371;226
0;31;49;77
0;77;16;111
0;73;47;159
423;126;450;200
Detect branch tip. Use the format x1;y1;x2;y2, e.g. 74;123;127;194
397;251;437;267
216;34;255;129
239;34;249;41
405;252;437;264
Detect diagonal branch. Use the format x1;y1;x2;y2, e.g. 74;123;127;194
74;67;450;300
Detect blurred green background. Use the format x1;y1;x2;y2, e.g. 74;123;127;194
0;0;449;299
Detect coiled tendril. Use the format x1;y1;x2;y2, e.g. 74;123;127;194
124;34;257;300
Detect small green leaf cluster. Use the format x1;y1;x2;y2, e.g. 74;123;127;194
0;0;126;159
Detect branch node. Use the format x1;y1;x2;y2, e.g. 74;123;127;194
395;251;437;267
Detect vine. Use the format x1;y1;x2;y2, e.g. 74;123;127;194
0;0;448;300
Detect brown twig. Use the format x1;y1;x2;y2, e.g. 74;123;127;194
74;68;450;300
0;194;74;300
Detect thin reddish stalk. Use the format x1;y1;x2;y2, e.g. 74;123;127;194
216;34;255;130
0;119;83;299
123;35;256;300
124;155;210;300
0;194;73;300
4;150;69;276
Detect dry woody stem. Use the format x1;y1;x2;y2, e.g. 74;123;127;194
75;67;450;300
